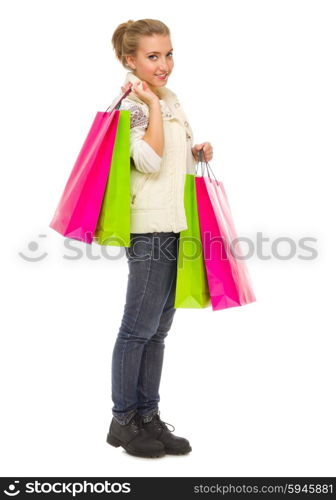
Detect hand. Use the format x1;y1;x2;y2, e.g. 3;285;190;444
120;82;132;94
120;81;159;107
192;142;213;163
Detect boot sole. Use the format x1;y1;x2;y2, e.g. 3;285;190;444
106;433;165;458
165;445;192;455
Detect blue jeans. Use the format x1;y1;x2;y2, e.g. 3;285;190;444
111;231;180;425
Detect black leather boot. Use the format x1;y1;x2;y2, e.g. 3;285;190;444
106;412;165;458
141;411;192;455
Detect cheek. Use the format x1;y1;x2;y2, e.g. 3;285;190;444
141;61;155;75
140;59;174;76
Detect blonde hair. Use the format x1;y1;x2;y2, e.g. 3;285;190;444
112;19;170;70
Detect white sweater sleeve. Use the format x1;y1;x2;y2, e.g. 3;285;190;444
119;100;162;174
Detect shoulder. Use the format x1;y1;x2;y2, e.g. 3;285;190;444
119;98;149;129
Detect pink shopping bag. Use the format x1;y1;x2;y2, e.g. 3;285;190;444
49;87;132;244
205;174;256;305
195;159;256;310
49;110;119;244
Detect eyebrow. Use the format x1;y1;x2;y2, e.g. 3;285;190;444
146;49;173;55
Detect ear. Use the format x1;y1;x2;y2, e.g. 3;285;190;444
125;55;135;70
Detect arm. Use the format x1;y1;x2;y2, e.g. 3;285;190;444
122;80;164;158
119;101;163;174
141;100;164;158
130;126;162;174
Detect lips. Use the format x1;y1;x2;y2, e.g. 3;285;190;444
155;73;168;80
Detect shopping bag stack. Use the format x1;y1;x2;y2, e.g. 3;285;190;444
49;88;256;312
175;151;256;311
174;173;211;308
49;88;132;247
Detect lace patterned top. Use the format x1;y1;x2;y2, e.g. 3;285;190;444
126;102;149;129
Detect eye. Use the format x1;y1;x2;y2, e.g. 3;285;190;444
148;52;173;60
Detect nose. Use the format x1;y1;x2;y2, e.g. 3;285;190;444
158;60;170;73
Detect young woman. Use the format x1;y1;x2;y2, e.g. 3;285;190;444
106;18;213;458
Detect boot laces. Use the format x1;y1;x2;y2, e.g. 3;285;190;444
152;411;175;433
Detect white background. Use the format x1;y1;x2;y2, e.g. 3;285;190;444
1;0;335;477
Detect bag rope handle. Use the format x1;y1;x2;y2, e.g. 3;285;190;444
196;149;219;185
105;86;133;113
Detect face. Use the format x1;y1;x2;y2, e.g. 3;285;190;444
126;34;174;96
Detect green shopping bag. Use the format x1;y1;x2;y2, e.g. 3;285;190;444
94;110;131;247
174;173;211;308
